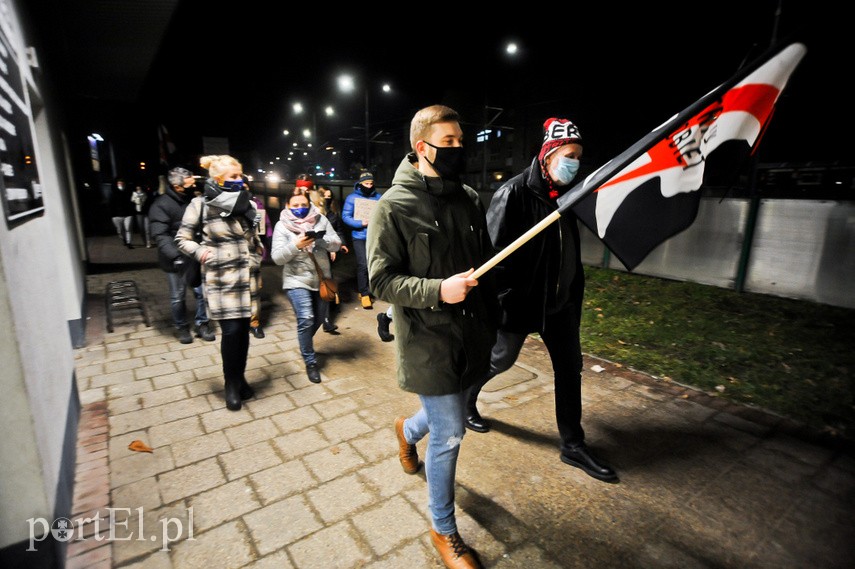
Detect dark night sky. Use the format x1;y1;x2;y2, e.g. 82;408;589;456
133;2;849;172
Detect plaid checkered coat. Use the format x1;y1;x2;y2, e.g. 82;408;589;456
176;196;263;320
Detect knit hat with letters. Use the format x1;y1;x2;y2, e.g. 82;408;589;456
537;118;583;168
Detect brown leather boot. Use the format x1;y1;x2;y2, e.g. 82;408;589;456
430;529;482;569
395;417;420;474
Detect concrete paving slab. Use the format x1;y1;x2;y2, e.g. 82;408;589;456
61;236;855;569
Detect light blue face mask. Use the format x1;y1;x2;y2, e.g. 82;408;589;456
552;156;580;186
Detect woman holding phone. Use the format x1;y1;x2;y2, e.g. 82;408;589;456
271;192;341;383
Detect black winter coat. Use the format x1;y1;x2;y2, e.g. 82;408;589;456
487;157;585;334
148;186;193;272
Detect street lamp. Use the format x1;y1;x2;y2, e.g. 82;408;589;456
290;101;336;146
337;75;391;170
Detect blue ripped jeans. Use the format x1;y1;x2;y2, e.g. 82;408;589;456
401;389;470;535
285;288;323;366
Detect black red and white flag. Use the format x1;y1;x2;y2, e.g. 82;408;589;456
559;42;807;271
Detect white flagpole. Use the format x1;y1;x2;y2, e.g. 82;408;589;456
471;211;562;280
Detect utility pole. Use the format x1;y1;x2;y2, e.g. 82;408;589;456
364;89;370;170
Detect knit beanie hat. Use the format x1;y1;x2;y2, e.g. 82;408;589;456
168;167;193;187
357;171;374;184
537;118;582;169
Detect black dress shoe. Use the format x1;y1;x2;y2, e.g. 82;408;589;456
249;326;265;339
322;319;338;333
464;409;490;433
560;444;618;482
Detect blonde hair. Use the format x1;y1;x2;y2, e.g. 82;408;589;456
200;155;242;182
307;189;326;215
409;105;460;151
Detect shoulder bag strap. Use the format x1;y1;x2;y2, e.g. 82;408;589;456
308;251;325;281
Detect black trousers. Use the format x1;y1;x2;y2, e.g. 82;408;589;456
473;307;585;447
352;239;370;296
219;318;250;382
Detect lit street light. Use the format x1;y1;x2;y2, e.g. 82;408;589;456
337;74;392;170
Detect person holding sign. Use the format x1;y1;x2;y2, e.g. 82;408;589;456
342;171;380;309
465;118;618;483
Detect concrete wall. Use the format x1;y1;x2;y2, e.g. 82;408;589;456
579;197;855;309
0;0;82;557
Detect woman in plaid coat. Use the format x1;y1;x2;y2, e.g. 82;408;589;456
176;155;264;411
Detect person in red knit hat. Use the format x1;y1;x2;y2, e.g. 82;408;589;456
465;117;619;483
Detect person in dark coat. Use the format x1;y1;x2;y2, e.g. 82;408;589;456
148;167;215;345
466;117;618;483
368;105;498;569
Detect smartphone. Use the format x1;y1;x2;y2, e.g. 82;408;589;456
305;230;326;239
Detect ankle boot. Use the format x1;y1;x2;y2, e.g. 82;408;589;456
224;377;242;411
239;377;255;400
464;385;489;433
430;529;482;568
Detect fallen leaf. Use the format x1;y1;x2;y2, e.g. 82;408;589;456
715;385;726;393
591;365;606;373
330;446;341;455
128;440;153;453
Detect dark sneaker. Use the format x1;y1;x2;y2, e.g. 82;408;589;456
195;322;216;341
323;319;338;333
377;313;394;342
249;326;265;339
177;327;193;345
306;363;321;384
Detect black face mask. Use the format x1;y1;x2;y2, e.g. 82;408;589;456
423;141;465;180
324;198;333;208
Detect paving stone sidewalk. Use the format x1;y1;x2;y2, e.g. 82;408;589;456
65;236;855;568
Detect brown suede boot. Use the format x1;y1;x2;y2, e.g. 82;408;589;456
394;417;420;474
430;529;482;569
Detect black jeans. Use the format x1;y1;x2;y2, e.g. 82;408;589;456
219;318;250;382
472;307;585;447
352;239;370;296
